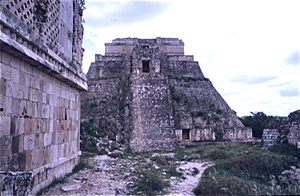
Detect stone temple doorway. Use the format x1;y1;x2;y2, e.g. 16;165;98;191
142;60;150;72
182;129;190;141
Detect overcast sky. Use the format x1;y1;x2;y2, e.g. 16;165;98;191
82;0;299;117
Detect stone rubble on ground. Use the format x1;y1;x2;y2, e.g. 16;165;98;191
61;184;81;192
42;153;212;195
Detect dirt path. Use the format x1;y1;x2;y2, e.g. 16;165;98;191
42;155;212;195
166;162;213;196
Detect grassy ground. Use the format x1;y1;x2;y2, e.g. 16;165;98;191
187;143;300;196
49;122;300;195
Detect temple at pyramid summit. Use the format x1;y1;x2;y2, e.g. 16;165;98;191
81;37;252;151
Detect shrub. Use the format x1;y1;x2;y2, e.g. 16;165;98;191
151;155;169;166
80;121;108;156
133;169;169;196
80;121;105;138
193;144;300;196
169;86;181;102
167;165;183;178
204;150;229;161
239;112;275;138
193;171;260;196
80;135;101;156
175;149;186;161
268;143;300;160
191;167;200;176
71;159;92;174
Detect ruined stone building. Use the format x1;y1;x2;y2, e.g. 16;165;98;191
263;110;300;148
262;129;280;147
0;0;87;195
81;38;252;151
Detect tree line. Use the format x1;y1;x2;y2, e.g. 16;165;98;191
239;112;277;138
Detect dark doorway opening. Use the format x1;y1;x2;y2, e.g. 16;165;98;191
182;129;190;141
142;60;150;73
99;119;107;128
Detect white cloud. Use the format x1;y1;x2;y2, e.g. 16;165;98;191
82;48;95;73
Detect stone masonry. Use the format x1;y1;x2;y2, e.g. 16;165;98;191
81;38;252;151
264;110;300;148
0;1;87;195
262;129;280;147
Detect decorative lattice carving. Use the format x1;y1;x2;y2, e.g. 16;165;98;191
3;0;59;52
4;0;35;27
2;0;84;71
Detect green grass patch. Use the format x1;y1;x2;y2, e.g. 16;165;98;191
131;168;170;196
203;149;230;161
166;165;183;178
151;155;169;166
192;143;300;196
268;143;300;160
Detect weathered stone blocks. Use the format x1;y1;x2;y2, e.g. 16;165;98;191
81;38;252;151
1;0;87;193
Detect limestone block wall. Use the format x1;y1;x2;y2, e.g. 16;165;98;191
129;74;177;151
81;77;125;140
0;0;87;195
156;37;184;55
165;60;205;79
88;57;126;78
287;122;300;148
222;127;253;141
262;129;280;146
0;50;82;195
195;128;215;141
105;37;184;56
81;55;131;142
132;46;160;74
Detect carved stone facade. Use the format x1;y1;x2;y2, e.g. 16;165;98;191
0;0;87;195
81;38;252;151
262;129;280;146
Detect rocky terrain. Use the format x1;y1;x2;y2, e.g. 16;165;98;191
41;151;212;195
39;118;300;196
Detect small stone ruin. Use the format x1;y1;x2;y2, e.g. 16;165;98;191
263;110;300;148
262;129;280;146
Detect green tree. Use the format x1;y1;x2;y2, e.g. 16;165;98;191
239;112;275;138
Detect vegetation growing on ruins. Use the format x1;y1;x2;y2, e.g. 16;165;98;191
80;121;108;156
169;86;182;102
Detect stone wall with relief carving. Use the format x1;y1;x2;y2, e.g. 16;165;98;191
0;0;87;195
